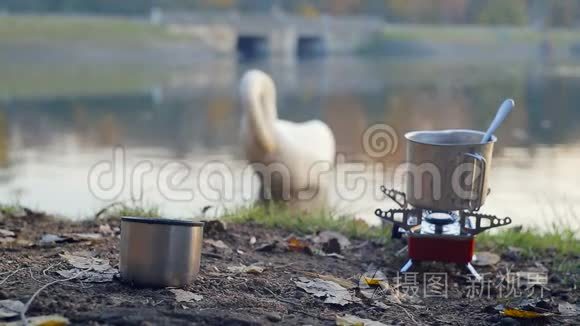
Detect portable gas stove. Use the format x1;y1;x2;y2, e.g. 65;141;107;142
375;186;512;280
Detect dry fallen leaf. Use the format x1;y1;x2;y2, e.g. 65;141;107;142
295;277;360;306
60;251;113;272
227;264;265;274
204;239;230;249
336;314;388;326
4;314;69;326
39;234;69;246
501;308;553;319
0;228;16;238
57;251;117;283
169;289;203;303
473;251;501;266
0;237;16;245
56;268;116;283
287;237;309;252
558;302;579;316
310;273;356;290
361;271;387;287
0;299;24;319
67;233;103;241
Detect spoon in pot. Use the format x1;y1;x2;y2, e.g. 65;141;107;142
481;99;515;143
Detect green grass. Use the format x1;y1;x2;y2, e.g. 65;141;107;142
0;14;186;46
479;227;579;256
0;203;24;216
95;202;161;220
379;24;580;45
222;204;579;256
222;204;392;241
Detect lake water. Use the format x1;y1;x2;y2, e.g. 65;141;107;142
1;56;579;230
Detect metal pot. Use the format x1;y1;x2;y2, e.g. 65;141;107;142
403;129;496;211
120;216;204;287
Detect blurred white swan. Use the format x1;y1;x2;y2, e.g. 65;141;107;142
239;69;335;210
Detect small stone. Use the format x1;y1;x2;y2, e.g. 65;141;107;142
503;246;523;261
486;315;500;323
203;220;226;238
255;241;277;252
265;312;282;322
549;274;562;284
535;299;552;310
322;238;341;254
500;317;520;326
473;251;501;266
39;234;68;245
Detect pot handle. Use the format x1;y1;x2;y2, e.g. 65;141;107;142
463;153;486;211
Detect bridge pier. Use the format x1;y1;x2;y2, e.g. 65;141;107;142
236;35;269;59
162;12;383;58
297;36;326;58
237;27;301;60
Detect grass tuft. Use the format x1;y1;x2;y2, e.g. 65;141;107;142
0;203;24;216
479;227;579;256
222;204;391;241
222;204;579;256
96;202;162;219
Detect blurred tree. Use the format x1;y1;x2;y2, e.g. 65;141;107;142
437;0;468;23
199;0;237;9
547;0;580;27
297;3;320;18
3;0;580;27
323;0;363;15
477;0;528;25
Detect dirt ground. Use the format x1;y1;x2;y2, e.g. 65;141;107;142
0;209;578;326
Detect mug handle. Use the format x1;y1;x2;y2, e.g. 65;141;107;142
463;153;487;211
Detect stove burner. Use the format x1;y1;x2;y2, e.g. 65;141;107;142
376;186;512;280
424;212;456;225
423;212;459;235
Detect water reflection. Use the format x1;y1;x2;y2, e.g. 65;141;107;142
0;57;579;230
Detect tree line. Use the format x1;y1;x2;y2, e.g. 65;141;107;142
0;0;579;27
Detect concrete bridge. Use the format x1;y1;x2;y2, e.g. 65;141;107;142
155;11;384;58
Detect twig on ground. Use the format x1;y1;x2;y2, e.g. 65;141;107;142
394;303;420;325
42;262;62;277
288;307;332;320
28;268;44;284
94;202;125;220
0;267;25;286
202;252;224;259
395;245;408;256
263;287;300;306
20;267;86;325
272;262;297;269
36;264;89;289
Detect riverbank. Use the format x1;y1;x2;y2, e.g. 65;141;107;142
0;204;578;325
4;14;580;60
362;24;580;59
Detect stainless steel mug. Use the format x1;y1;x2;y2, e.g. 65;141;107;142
404;129;496;211
120;216;204;287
